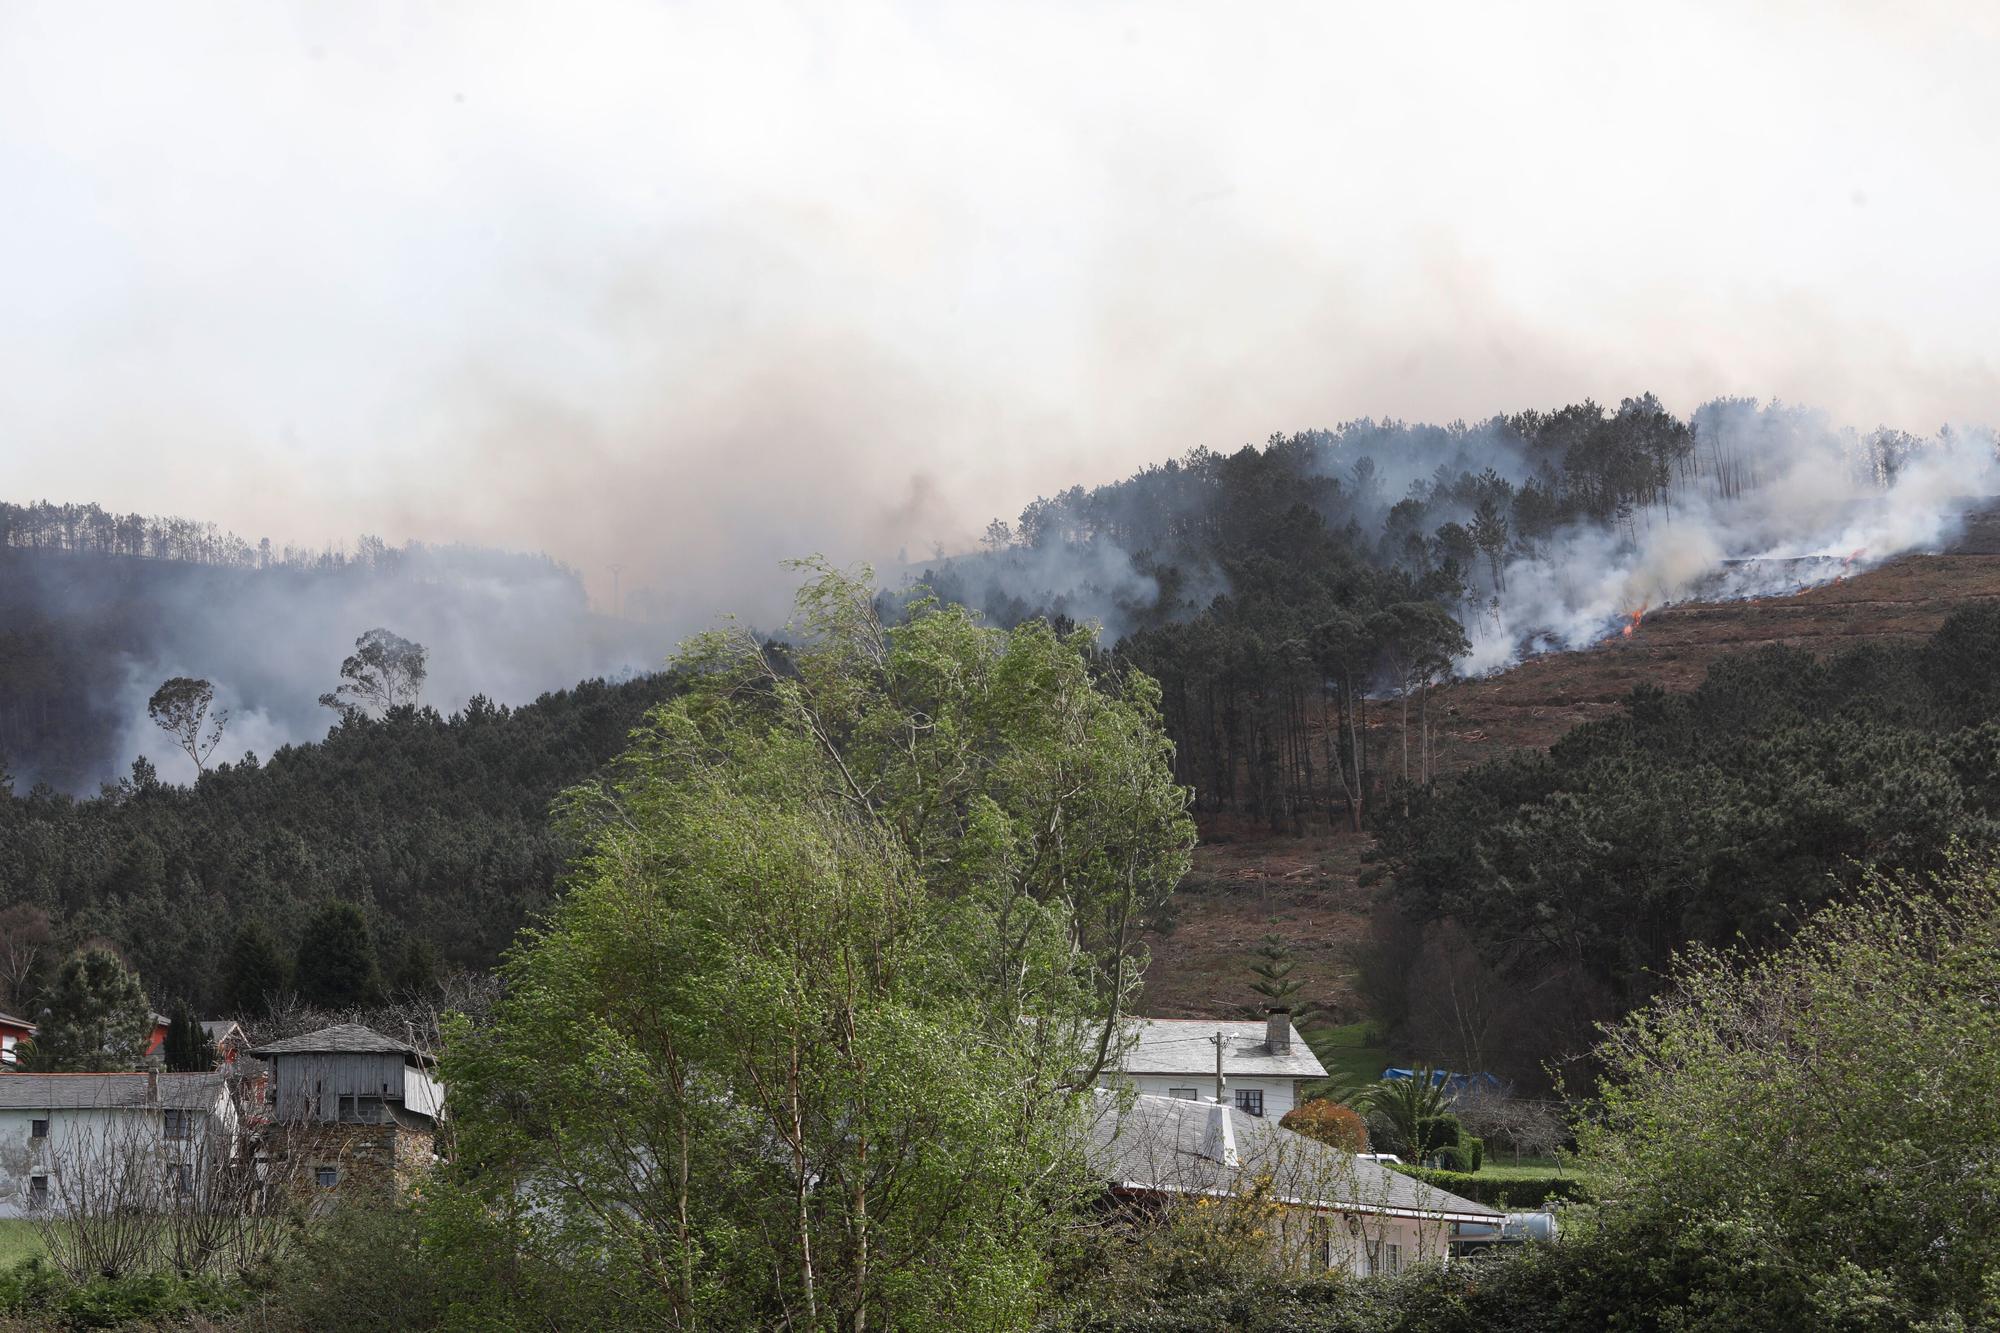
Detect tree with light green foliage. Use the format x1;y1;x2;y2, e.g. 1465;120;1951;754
1578;854;2000;1328
434;562;1194;1330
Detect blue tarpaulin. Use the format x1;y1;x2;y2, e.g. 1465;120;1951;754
1381;1068;1507;1096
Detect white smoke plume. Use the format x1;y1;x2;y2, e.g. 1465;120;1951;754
1459;406;2000;673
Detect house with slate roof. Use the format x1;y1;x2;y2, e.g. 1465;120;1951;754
0;1071;238;1218
1103;1012;1327;1120
245;1024;443;1198
1086;1089;1500;1277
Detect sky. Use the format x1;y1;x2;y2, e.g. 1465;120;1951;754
4;0;1998;630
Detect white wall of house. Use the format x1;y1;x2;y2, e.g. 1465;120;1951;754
0;1103;236;1219
1105;1073;1305;1120
1268;1205;1454;1277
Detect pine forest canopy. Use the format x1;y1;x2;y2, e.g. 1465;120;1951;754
0;673;679;1015
918;393;1984;828
1371;603;2000;1086
0;393;1989;1050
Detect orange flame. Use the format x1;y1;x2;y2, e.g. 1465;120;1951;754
1621;603;1648;638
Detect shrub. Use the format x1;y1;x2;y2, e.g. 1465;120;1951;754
0;1258;243;1330
1385;1164;1589;1209
246;1204;446;1331
1280;1100;1369;1153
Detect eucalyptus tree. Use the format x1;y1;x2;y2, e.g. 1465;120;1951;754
437;562;1194;1330
318;627;427;718
146;676;229;773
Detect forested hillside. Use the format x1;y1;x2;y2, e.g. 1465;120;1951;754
0;673;677;1013
919;396;1986;828
1369;604;2000;1085
0;500;668;792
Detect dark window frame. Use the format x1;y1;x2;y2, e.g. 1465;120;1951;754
1233;1088;1265;1117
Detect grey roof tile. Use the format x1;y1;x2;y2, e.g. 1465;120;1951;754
1116;1018;1328;1080
1086;1091;1499;1222
0;1071;231;1113
245;1024;427;1061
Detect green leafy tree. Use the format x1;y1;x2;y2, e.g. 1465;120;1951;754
437;563;1194;1329
22;948;152;1071
1579;855;2000;1327
295;902;381;1009
221;921;290;1017
160;999;214;1072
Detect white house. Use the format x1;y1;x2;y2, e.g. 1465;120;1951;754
0;1071;240;1218
1087;1090;1500;1277
1101;1012;1326;1121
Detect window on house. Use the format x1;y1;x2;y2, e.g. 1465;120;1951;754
1384;1242;1403;1275
29;1118;47;1140
28;1176;47;1209
315;1166;338;1189
162;1110;194;1141
1167;1087;1199;1100
168;1163;193;1195
337;1095;386;1124
1233;1088;1265;1117
1308;1214;1334;1270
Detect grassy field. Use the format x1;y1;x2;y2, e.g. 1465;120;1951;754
1472;1155;1571;1179
0;1219;46;1267
1302;1019;1391;1095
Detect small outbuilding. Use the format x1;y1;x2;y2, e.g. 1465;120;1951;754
245;1024;443;1197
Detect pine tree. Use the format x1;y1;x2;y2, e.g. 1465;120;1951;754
1246;932;1310;1018
160;998;215;1072
295;902;382;1009
389;936;440;997
22;947;152;1071
222;921;290;1017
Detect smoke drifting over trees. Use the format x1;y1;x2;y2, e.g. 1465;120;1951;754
916;395;1999;824
0;507;672;791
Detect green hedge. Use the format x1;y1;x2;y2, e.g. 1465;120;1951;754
0;1258;245;1329
1385;1164;1591;1209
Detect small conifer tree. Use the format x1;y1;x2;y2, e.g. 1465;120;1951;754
161;999;215;1072
295;902;382;1009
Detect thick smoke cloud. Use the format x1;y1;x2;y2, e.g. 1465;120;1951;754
4;3;2000;652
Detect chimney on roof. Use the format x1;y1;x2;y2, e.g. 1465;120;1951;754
1266;1008;1291;1055
1202;1096;1240;1167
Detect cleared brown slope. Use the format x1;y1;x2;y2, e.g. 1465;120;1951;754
1426;551;2000;770
1137;547;2000;1022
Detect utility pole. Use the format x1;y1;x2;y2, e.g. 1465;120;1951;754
1213;1030;1227;1105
